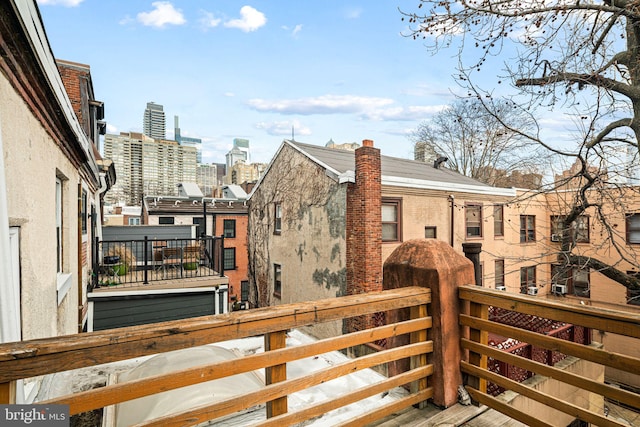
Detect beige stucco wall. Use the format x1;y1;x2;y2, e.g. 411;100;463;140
1;75;82;339
249;146;347;338
145;214;211;238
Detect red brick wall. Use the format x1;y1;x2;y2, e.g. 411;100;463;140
57;62;90;137
346;139;382;332
215;214;249;303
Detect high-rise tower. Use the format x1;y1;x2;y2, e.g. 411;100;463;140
143;102;166;139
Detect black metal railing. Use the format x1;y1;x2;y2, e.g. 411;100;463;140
92;235;225;289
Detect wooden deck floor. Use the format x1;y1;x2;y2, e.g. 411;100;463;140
370;403;528;427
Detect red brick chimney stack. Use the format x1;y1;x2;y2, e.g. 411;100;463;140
346;139;382;332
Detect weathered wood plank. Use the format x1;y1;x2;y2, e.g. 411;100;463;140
459;286;640;338
259;374;433;427
468;301;488;395
460;314;640;374
265;330;287;418
0;381;15;404
0;287;431;381
410;303;429;408
465;387;554;427
462;361;626;427
461;338;640;410
136;348;433;426
42;318;432;414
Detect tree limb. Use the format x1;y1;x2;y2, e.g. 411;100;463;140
568;255;640;291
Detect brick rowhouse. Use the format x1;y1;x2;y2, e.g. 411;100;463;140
346;139;382;333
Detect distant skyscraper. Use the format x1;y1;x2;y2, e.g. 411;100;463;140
143;102;166;139
233;138;250;162
103;132;197;204
174;115;202;163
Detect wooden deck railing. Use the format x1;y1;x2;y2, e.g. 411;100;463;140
0;287;432;426
460;285;640;427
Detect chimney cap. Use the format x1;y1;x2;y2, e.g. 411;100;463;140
362;139;374;147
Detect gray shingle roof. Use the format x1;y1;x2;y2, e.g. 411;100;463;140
287;140;504;191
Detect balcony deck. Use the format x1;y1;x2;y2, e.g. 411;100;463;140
92;266;228;293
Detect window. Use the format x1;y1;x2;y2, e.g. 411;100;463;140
552;264;590;297
626;213;640;244
159;216;174;225
551;215;589;243
193;217;203;237
424;226;437;239
241;280;249;302
128;217;140;225
493;205;503;237
520;215;535;243
495;259;505;289
520;266;536;294
223;248;236;270
465;204;482;238
573;269;590;297
274;203;282;235
56;178;63;274
274;264;282;298
223;219;236;238
81;189;87;234
382;198;402;242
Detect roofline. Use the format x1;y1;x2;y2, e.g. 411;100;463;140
382;175;517;196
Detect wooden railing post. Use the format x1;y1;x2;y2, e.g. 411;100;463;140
0;381;15;404
410;303;429;409
383;239;474;407
468;301;488;396
265;330;287;418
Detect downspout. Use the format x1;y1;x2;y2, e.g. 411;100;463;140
449;194;455;247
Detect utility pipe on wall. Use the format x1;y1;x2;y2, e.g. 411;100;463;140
448;194;455;247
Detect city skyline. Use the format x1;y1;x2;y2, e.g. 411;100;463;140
36;1;490;165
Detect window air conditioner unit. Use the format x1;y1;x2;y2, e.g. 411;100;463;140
527;286;538;296
495;286;507;291
552;284;567;295
550;234;561;242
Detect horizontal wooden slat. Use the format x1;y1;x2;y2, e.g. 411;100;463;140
462;362;625;427
337;388;433;427
0;287;430;380
461;338;640;410
465;386;554;427
257;374;433;427
459;286;640;339
137;349;434;427
41;318;432;414
460;314;640;374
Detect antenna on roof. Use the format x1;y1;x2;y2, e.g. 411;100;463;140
291;125;295;141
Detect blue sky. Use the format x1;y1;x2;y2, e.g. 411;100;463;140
36;0;468;164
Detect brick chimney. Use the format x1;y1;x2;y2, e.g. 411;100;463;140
345;139;382;332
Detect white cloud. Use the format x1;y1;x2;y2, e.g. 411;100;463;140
247;95;394;115
137;2;186;28
344;7;363;19
255;120;312;137
282;24;303;37
106;123;118;134
37;0;83;6
223;92;236;97
363;105;447;121
224;6;267;32
199;11;222;29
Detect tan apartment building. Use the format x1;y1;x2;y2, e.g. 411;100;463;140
103;132;197;205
